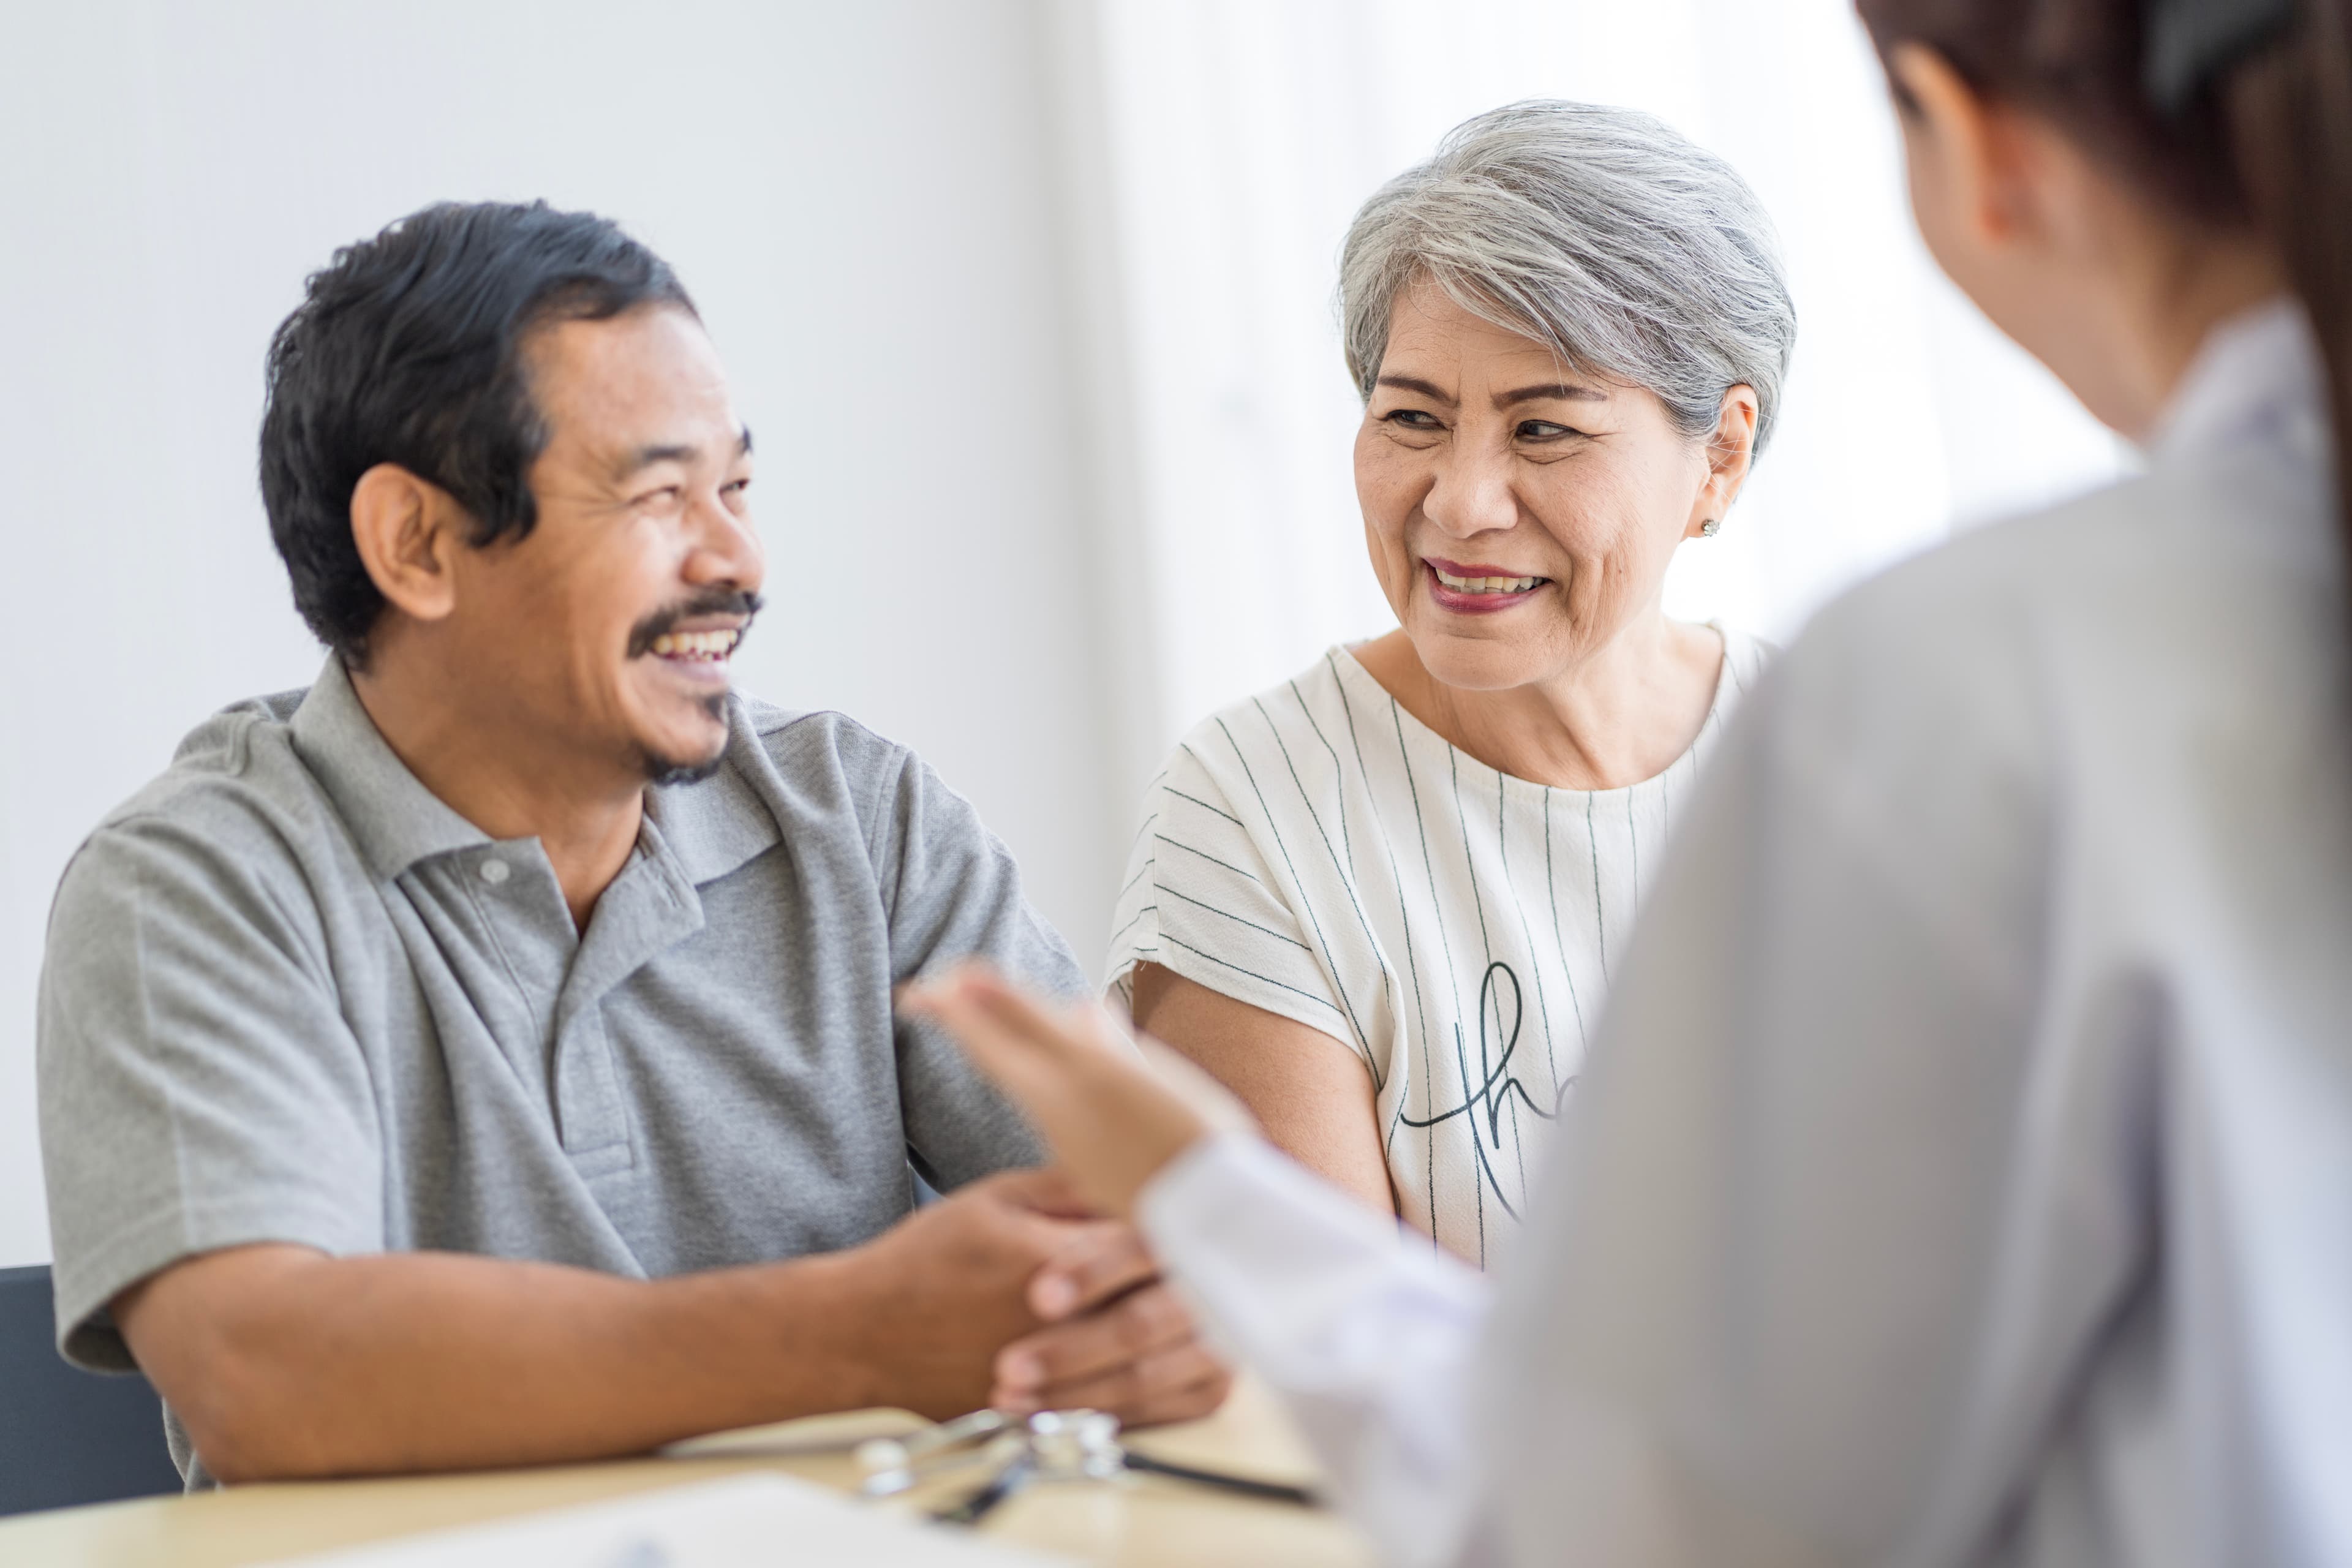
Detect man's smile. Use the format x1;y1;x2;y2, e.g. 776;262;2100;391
646;628;741;662
642;625;741;693
626;589;764;687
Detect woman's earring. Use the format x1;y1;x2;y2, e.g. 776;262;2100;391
1700;518;1721;538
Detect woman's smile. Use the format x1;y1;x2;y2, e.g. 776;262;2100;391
1422;556;1551;616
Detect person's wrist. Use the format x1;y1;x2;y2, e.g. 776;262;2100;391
1110;1121;1210;1216
1132;1129;1253;1247
786;1245;895;1411
675;1247;892;1418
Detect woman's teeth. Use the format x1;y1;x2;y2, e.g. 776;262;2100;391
649;629;741;660
1431;567;1544;594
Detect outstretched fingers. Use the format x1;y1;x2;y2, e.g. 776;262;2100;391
952;965;1116;1069
902;962;1215;1216
901;965;1119;1139
905;965;1071;1080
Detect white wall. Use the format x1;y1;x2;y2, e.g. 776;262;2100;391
0;0;1125;1268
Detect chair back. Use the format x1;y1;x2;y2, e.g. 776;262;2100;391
0;1264;181;1515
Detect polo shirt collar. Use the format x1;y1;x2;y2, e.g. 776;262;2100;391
289;657;489;882
288;656;783;889
646;703;786;885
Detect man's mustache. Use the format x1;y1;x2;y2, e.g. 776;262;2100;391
627;589;765;658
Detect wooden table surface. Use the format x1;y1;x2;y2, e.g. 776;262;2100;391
0;1377;1372;1567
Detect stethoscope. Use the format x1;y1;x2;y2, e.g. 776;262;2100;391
856;1407;1317;1526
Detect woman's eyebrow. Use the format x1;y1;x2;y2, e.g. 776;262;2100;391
1375;374;1455;404
1495;382;1606;407
1374;374;1605;408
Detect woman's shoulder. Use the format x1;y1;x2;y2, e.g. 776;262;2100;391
1709;622;1776;707
1715;620;1776;663
1159;646;1387;798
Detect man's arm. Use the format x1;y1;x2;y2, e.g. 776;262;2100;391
116;1167;1104;1482
861;737;1082;1188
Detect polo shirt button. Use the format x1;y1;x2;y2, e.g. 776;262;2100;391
480;859;511;886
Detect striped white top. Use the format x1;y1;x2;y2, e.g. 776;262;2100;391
1106;629;1769;1264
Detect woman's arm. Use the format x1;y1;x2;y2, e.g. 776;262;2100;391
1128;961;1398;1216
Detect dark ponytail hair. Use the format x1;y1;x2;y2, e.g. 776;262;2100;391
2227;9;2352;534
1852;0;2352;540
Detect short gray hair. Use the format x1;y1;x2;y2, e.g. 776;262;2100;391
1341;100;1798;453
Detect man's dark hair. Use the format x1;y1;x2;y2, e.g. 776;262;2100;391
259;200;697;663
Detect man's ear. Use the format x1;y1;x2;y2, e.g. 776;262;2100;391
1686;383;1759;539
349;463;464;625
1889;42;2039;251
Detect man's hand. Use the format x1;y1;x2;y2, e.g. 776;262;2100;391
842;1166;1229;1428
827;1166;1087;1418
989;1224;1232;1427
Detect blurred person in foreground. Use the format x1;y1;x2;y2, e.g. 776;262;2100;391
910;0;2352;1560
1107;102;1790;1261
36;201;1224;1488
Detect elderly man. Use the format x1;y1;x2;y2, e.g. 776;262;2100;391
36;200;1224;1487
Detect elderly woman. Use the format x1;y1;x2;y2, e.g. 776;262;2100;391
1104;100;1794;1259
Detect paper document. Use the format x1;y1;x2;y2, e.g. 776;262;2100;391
259;1473;1072;1567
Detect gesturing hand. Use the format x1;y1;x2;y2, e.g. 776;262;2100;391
897;963;1243;1218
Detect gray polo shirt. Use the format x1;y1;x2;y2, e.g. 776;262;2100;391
38;658;1077;1477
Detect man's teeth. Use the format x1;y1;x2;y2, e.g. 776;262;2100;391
1432;567;1544;594
649;629;741;660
